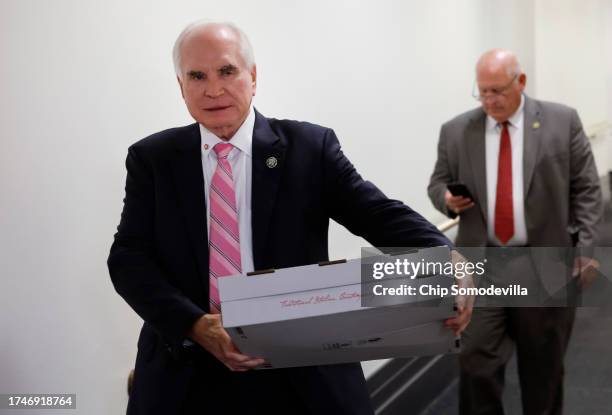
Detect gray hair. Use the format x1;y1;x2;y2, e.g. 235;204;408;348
172;20;255;79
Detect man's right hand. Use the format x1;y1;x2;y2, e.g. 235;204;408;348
188;314;265;371
445;190;475;215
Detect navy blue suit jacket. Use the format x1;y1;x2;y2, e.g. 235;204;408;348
108;110;451;414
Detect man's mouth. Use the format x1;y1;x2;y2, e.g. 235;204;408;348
204;105;231;112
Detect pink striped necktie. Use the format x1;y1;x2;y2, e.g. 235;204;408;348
208;143;242;314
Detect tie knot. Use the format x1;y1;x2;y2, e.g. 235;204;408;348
499;121;511;129
213;143;233;159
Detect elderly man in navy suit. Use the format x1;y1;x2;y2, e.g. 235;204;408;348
108;20;468;414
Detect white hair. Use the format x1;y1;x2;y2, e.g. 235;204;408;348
172;20;255;79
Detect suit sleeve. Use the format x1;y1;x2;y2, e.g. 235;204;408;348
427;123;457;219
568;109;603;247
321;129;452;248
107;146;204;344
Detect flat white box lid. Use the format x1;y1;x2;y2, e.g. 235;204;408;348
219;247;458;368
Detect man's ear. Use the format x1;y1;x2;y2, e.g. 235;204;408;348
251;64;257;96
177;76;185;99
518;73;527;91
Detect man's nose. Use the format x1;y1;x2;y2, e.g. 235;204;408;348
480;94;499;103
205;78;224;98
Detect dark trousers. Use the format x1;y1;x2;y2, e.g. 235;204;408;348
178;349;373;415
179;353;311;415
459;307;576;415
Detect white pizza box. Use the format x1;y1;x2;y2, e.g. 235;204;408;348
218;246;458;369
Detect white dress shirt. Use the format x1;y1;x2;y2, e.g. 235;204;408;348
200;106;255;273
485;95;528;246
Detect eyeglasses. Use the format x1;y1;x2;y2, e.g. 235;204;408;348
472;74;518;101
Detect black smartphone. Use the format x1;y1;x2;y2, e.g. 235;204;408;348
447;183;473;199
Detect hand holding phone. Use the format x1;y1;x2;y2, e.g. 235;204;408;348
445;183;475;214
447;183;474;199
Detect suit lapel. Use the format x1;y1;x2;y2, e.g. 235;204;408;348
172;124;209;293
465;112;488;221
251;110;286;270
523;96;542;197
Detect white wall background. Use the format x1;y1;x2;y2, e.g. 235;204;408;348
609;0;612;123
1;1;610;413
531;0;612;182
534;0;609;127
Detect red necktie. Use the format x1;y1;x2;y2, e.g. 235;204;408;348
208;143;242;313
494;122;514;245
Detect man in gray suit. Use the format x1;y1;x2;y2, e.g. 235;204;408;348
428;49;602;414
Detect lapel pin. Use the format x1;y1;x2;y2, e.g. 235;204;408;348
203;144;209;150
532;121;540;129
266;156;278;168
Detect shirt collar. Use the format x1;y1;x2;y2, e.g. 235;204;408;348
199;105;254;157
486;94;525;131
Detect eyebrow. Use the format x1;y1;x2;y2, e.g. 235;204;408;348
219;64;238;72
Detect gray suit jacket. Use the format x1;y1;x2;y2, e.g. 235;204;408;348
428;95;602;248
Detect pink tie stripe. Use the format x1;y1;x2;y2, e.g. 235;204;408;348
209;197;240;239
210;239;242;271
209;143;241;314
211;176;237;211
210;213;239;243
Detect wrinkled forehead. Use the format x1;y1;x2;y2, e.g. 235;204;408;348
476;63;513;84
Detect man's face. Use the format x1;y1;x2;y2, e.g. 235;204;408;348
476;66;525;123
177;27;256;139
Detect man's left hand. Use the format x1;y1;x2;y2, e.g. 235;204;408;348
446;249;475;336
573;256;600;289
445;306;472;336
